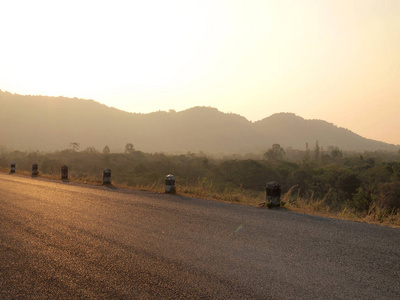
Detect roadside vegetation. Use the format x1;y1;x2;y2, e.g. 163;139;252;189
1;143;399;227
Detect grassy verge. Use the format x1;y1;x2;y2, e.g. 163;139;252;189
280;186;400;228
1;169;399;228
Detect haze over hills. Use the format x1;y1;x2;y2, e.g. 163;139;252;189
0;91;398;154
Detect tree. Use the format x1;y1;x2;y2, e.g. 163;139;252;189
70;142;80;152
330;147;343;160
304;142;310;161
337;171;361;195
84;146;98;153
264;144;285;161
314;140;320;161
125;143;135;154
103;145;110;155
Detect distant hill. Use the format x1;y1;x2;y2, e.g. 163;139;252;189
0;91;398;153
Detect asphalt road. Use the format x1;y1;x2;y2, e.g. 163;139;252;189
0;172;399;299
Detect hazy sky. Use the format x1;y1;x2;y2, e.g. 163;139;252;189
1;0;399;145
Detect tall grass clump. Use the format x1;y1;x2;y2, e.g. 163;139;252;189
284;185;400;227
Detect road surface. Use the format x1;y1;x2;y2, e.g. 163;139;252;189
0;172;399;299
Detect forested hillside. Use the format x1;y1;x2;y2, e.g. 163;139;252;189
0;91;397;153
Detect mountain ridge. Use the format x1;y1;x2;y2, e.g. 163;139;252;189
0;91;397;153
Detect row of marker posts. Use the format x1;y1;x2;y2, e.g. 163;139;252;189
9;162;281;204
9;162;176;194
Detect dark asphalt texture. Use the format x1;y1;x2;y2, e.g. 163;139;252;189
0;172;399;299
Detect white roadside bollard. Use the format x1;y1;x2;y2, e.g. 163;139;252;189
32;163;39;176
165;174;176;194
10;162;16;173
103;168;111;185
266;181;281;208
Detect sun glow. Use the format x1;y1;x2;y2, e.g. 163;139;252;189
1;0;399;144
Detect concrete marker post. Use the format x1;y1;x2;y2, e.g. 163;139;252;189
165;174;176;194
61;165;68;180
32;163;39;176
103;168;111;185
266;181;281;208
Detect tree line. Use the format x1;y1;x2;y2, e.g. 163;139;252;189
1;143;399;223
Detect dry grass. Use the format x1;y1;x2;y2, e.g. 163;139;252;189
2;170;398;228
281;185;400;228
178;183;265;206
